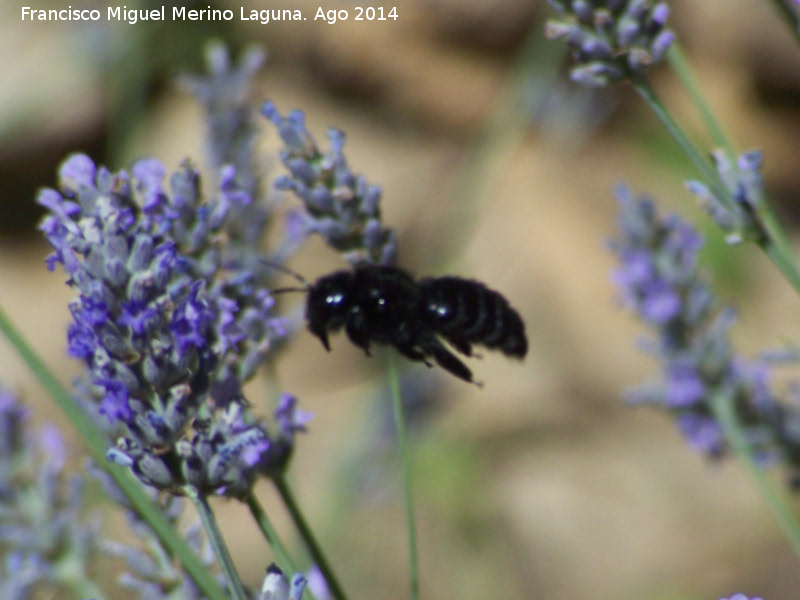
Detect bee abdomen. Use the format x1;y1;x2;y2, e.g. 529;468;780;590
420;277;527;358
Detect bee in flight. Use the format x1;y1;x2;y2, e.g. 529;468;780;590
271;263;527;385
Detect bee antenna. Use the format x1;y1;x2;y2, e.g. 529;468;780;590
260;259;310;287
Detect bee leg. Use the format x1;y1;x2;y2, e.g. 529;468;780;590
448;338;477;358
310;328;331;352
395;340;434;368
424;337;479;385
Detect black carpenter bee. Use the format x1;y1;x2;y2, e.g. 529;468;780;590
271;263;527;385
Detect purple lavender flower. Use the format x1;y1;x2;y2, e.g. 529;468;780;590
0;389;101;598
718;595;764;600
178;42;271;248
92;395;310;596
259;564;308;600
0;553;46;600
254;394;314;479
275;392;314;437
261;101;397;266
686;149;767;244
611;187;800;472
39;153;289;496
545;0;675;86
305;565;332;600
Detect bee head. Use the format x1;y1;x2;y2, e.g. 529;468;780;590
306;270;355;351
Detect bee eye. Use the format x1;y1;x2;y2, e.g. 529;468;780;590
428;302;448;317
326;293;344;305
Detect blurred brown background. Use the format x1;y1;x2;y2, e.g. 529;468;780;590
3;0;800;598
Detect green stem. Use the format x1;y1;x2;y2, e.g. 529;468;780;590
187;488;249;600
630;78;722;198
244;492;298;573
0;303;228;600
632;77;800;298
764;234;800;296
667;45;733;154
666;43;800;290
709;390;800;558
272;473;349;600
386;351;419;600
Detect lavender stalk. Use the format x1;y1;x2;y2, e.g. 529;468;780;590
611;187;800;558
545;1;800;297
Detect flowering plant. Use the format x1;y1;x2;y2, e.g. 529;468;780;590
546;1;800;599
0;44;374;600
3;2;800;598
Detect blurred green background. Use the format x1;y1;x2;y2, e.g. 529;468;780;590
3;0;800;598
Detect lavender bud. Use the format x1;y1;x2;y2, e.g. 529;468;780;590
616;16;642;47
546;0;675;86
685;148;767;244
650;30;676;62
262;101;397;266
571;62;623;87
572;0;593;23
651;2;669;26
260;564;291;600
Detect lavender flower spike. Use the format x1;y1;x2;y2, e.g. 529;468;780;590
262;101;397;266
0;389;101;598
685;149;767;245
178;42;271;247
39;153;287;496
610;187;800;479
545;0;675;86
